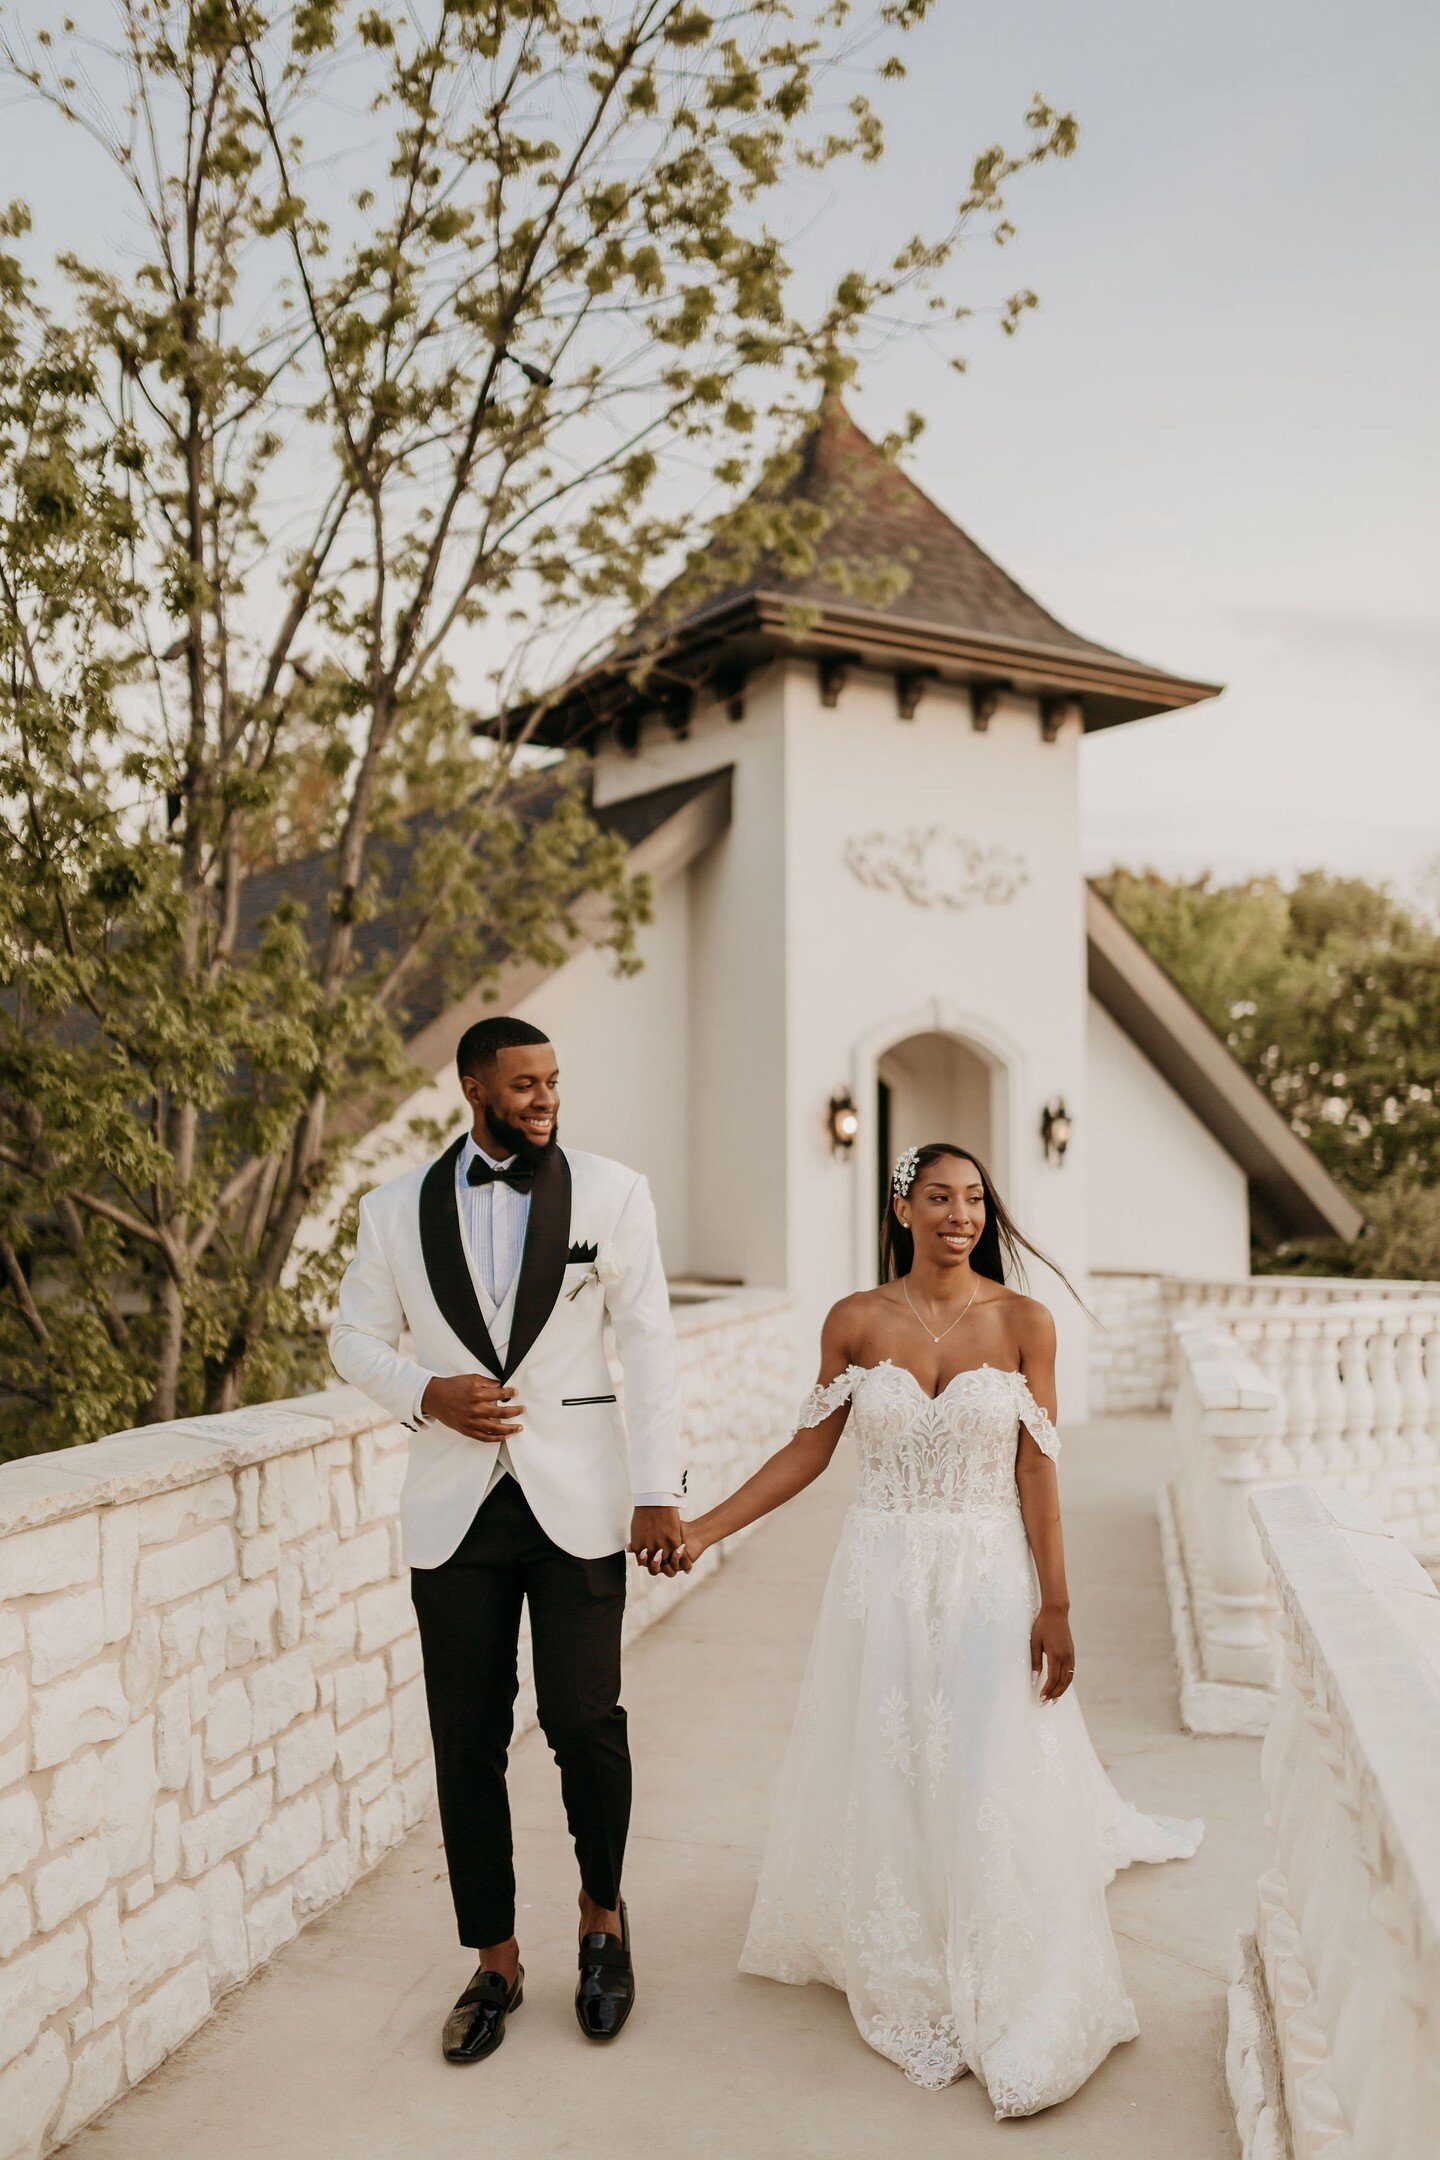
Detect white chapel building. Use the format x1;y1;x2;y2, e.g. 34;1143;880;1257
360;402;1362;1412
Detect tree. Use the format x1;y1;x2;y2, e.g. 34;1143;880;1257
1095;867;1440;1277
0;2;1076;1451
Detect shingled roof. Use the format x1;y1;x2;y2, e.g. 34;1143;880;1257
639;398;1123;659
504;399;1222;745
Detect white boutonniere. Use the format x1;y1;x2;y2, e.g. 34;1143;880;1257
566;1246;622;1300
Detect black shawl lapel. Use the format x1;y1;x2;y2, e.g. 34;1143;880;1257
503;1143;572;1382
418;1135;503;1380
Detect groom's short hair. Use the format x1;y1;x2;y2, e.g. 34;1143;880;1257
456;1015;552;1079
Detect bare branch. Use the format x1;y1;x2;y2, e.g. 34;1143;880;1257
0;1237;49;1347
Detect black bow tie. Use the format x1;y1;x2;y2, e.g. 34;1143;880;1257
466;1155;534;1192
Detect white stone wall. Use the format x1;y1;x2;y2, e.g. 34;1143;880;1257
0;1290;796;2159
1087;1271;1182;1414
1229;1483;1440;2160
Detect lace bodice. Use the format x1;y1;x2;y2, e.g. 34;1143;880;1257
796;1361;1059;1516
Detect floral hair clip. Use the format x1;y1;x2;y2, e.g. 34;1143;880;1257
892;1146;921;1198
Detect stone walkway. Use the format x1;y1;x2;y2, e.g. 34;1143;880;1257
65;1416;1267;2159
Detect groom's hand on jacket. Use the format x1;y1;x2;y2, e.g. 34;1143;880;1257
628;1506;689;1577
421;1373;524;1442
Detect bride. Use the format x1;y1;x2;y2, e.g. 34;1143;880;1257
677;1141;1201;2118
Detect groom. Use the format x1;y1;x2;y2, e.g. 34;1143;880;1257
329;1017;687;2061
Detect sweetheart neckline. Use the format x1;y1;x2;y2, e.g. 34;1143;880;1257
845;1357;1021;1405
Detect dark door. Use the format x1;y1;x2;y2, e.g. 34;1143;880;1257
875;1076;892;1281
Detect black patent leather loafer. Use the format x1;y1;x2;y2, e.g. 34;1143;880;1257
442;1964;523;2063
575;1899;634;2041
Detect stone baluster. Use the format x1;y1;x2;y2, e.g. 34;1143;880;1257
1338;1310;1378;1468
1255;1317;1294;1473
1311;1312;1348;1477
1395;1315;1429;1455
1369;1311;1404;1462
1285;1316;1321;1480
1427;1311;1440;1449
1205;1415;1281;1690
1232;1314;1266;1370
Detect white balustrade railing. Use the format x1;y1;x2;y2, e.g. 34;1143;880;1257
1162;1302;1440;1733
1228;1484;1440;2160
1089;1269;1439;1418
1223;1302;1440;1560
1180;1274;1439;1318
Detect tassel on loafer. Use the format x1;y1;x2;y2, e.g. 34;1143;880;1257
575;1899;634;2041
442;1964;523;2063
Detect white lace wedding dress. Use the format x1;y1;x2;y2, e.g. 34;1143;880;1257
738;1361;1202;2118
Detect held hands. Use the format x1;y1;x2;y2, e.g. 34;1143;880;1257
420;1383;694;1581
421;1373;523;1443
628;1506;690;1577
1031;1604;1075;1703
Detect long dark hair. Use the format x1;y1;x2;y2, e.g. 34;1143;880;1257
879;1140;1091;1315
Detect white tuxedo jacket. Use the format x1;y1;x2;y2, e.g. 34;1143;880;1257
328;1138;684;1564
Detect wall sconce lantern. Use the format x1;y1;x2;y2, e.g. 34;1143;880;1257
828;1088;860;1158
1040;1098;1072;1165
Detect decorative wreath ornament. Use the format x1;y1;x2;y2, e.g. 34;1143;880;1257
892;1146;921;1198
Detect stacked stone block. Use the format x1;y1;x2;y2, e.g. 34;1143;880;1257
1086;1272;1183;1416
0;1288;796;2158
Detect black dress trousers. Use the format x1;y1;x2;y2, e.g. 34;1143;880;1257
409;1473;631;1949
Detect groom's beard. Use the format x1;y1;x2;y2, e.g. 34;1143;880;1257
483;1108;559;1163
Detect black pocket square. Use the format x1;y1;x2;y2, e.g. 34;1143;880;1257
567;1240;598;1263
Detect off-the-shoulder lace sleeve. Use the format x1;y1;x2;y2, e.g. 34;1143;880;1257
795;1369;856;1429
1013;1371;1060;1460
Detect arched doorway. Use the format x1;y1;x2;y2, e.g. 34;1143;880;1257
853;1010;1024;1289
875;1033;996;1274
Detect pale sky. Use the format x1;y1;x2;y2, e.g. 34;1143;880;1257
5;1;1436;900
826;0;1440;900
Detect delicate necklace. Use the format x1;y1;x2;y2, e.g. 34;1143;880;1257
901;1276;978;1346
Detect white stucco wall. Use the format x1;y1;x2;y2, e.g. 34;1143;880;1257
1085;994;1250;1280
516;872;693;1268
303;876;696;1273
593;670;790;1291
878;1034;993;1163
